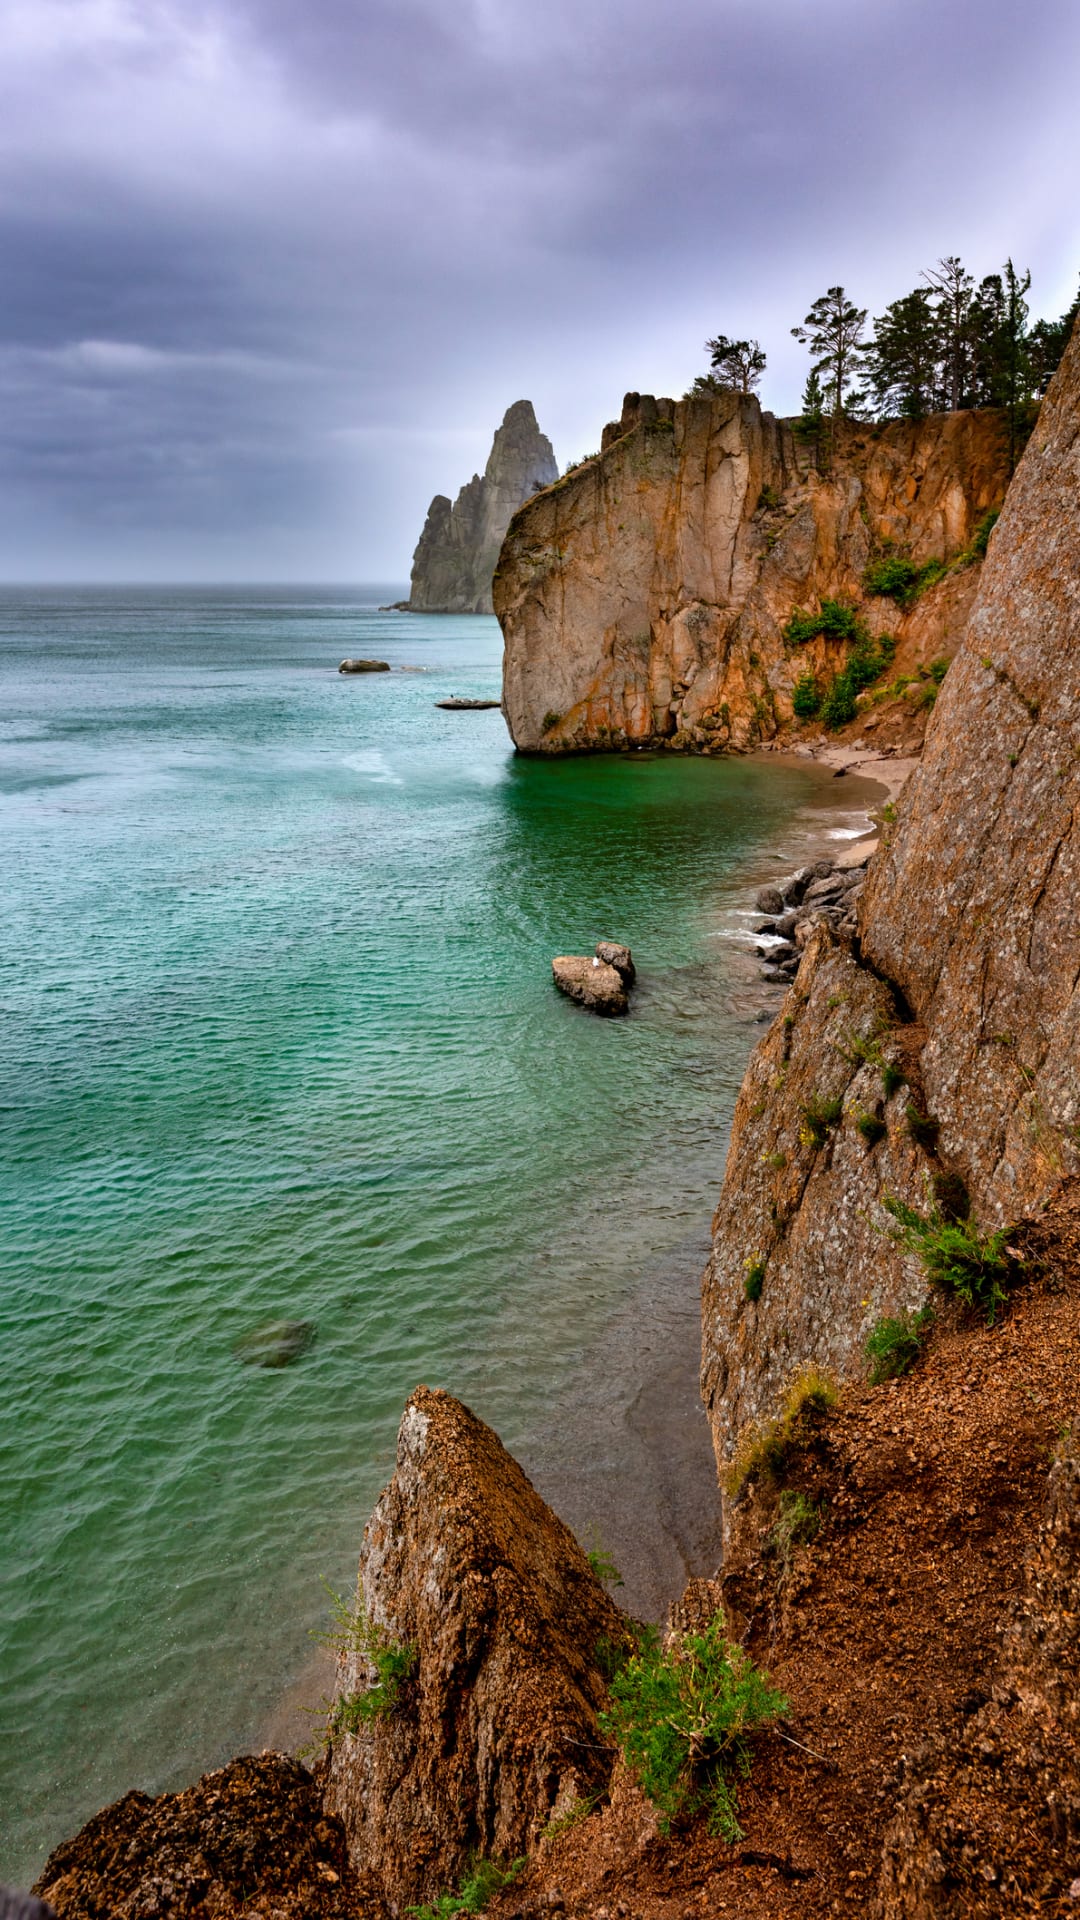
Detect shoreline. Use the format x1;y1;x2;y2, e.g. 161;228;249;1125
265;748;908;1761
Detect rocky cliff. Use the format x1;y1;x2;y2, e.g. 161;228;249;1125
495;391;1009;752
322;1386;627;1911
702;320;1080;1475
408;402;558;614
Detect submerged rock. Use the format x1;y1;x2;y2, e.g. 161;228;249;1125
323;1386;627;1910
339;659;390;674
232;1319;313;1369
434;697;502;710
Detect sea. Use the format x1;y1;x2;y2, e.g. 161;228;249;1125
0;585;880;1883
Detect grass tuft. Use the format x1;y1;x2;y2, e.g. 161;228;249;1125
408;1857;526;1919
724;1367;838;1501
800;1093;844;1148
864;1305;935;1384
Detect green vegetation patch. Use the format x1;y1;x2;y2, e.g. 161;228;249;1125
725;1367;838;1501
864;1305;935;1384
408;1857;526;1919
800;1092;844;1148
599;1611;787;1842
883;1195;1016;1324
315;1584;417;1737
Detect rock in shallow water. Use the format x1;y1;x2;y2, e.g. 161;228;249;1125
232;1319;314;1369
338;658;390;674
594;939;636;985
552;954;628;1015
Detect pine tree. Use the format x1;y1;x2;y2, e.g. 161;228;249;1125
868;289;943;420
791;287;869;419
923;256;975;410
704;334;767;393
1028;276;1080;392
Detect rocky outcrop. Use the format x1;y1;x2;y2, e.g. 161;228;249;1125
408;403;558;614
702;322;1080;1475
339;659;390;673
322;1387;628;1911
33;1754;372;1920
552;941;635;1016
495;391;1009;752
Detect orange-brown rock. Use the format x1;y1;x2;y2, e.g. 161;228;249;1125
322;1387;628;1911
701;322;1080;1478
32;1753;373;1920
495;393;1009;753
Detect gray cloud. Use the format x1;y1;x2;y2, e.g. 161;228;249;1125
0;0;1077;578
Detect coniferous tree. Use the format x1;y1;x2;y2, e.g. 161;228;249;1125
867;289;943;420
791;287;869;419
705;334;767;393
923;255;975;409
799;367;826;434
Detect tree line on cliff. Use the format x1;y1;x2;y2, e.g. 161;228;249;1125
693;256;1079;466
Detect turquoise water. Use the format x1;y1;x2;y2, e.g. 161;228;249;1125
0;587;867;1881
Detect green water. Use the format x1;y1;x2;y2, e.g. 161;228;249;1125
0;587;872;1881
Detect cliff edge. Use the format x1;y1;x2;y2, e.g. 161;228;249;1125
408;401;558;614
495;391;1008;753
702;319;1080;1471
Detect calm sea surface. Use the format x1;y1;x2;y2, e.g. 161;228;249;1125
0;587;875;1880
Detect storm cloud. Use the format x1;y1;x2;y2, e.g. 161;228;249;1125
0;0;1077;578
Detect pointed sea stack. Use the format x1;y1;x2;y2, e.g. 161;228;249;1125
407;401;558;614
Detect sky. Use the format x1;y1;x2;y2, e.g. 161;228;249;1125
0;0;1078;582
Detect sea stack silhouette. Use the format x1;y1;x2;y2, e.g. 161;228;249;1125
405;400;557;614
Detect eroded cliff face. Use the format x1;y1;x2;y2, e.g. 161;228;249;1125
702;323;1080;1475
496;391;1009;752
409;401;558;614
322;1386;626;1911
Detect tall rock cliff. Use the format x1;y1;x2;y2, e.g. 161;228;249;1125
701;321;1080;1475
408;401;558;614
495;391;1009;751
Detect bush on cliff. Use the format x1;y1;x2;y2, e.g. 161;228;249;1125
865;1305;935;1383
408;1855;526;1919
724;1367;838;1500
599;1611;787;1842
883;1195;1015;1324
316;1584;417;1737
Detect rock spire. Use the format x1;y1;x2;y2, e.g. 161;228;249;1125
407;400;558;614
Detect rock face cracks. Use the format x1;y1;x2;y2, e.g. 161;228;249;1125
702;321;1080;1476
408;402;558;614
496;391;1009;752
322;1387;626;1911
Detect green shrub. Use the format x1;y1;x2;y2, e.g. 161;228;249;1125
881;1060;905;1098
408;1857;526;1919
970;509;1000;558
791;670;821;719
820;673;858;730
767;1489;822;1562
863;554;919;602
757;484;781;511
864;1305;935;1384
783;597;863;649
927;656;949;684
725;1367;838;1499
800;1092;844;1148
315;1585;417;1734
599;1611;787;1842
863;552;947;608
856;1110;887;1148
743;1258;766;1303
905;1102;940;1150
585;1546;624;1587
541;711;561;734
883;1196;1015;1324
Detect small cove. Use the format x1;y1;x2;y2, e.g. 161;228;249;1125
0;587;881;1881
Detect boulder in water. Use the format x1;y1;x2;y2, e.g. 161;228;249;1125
339;658;390;674
233;1320;314;1369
